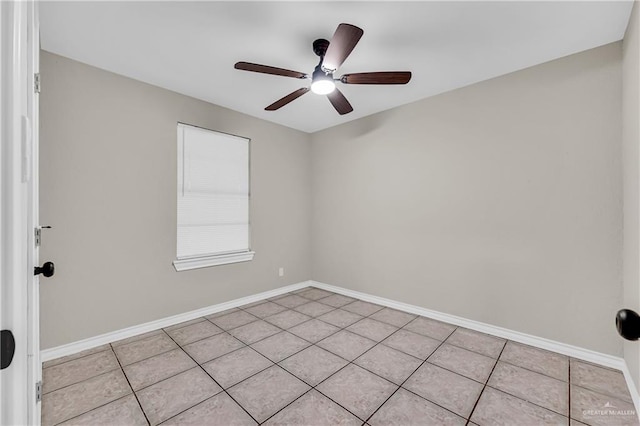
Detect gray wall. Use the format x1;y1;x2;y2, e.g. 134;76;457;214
39;52;312;349
311;43;623;355
41;42;626;357
623;2;640;390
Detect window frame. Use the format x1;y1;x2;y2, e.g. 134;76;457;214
173;122;254;271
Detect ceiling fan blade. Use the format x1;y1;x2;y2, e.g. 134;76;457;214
341;71;412;85
322;23;364;72
265;87;310;111
326;88;353;115
235;62;308;79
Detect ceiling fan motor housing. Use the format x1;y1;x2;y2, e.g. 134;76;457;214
313;39;330;57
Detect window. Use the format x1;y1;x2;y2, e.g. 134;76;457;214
173;123;253;271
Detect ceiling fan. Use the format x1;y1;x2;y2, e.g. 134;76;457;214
234;23;412;115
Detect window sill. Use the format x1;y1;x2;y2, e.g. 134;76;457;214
173;251;255;271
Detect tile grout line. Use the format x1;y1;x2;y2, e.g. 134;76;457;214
165;317;224;345
297;307;430;375
41;345;112;370
135;292;344;408
253;296;438;422
114;327;259;422
493;355;570;384
157;393;239;426
110;329;166;348
226;295;329;337
230;289;366;424
464;340;508;425
188;331;247;363
230;297;380;420
208;344;277;387
247;294;401;423
423;346;570;390
162;317;208;334
41;356;122;396
272;301;391;365
167;308;313;357
416;328;579;392
110;342;152;426
259;378;363;425
111;337;224;391
264;348;373;423
111;330;179;365
164;298;332;350
119;301;330;358
361;326;461;424
50;393;143;426
160;330;262;425
393;333;526;423
43;344;160;399
481;383;570;419
44;365;139;426
256;307;454;424
475;354;622;420
255;363;367;425
568;382;633;406
41;366;121;398
385;332;605;423
256;388;317;425
232;292;361;350
124;343;227;394
432;332;505;365
417;339;598;411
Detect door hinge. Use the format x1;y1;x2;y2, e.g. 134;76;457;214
34;73;40;94
36;381;42;402
35;226;51;247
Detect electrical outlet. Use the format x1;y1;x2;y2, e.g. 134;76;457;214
278;267;284;277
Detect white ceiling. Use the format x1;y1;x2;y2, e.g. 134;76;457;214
40;1;633;133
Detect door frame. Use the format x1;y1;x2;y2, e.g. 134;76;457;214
27;0;41;423
0;1;41;424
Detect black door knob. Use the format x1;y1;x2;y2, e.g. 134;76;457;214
616;309;640;341
1;330;15;369
35;261;55;277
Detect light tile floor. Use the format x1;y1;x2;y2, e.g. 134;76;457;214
42;287;639;425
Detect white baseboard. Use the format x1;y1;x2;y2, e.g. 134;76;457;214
620;360;640;416
308;281;622;367
308;280;640;415
40;278;640;416
40;280;311;362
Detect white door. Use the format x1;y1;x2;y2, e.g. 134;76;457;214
0;1;41;425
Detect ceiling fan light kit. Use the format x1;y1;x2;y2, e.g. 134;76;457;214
310;65;335;95
234;23;412;115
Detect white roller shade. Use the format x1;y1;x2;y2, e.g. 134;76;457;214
177;123;250;260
